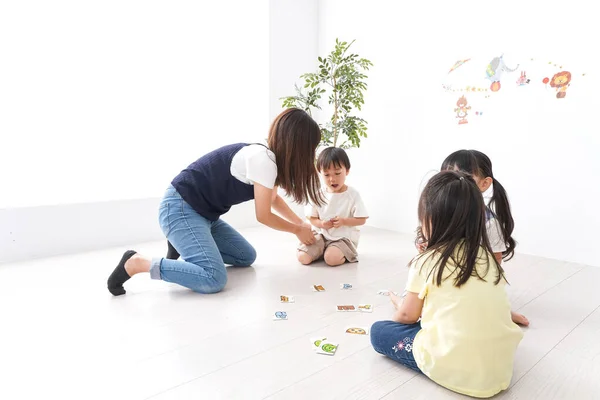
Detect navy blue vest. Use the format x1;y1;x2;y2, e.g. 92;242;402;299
171;143;258;221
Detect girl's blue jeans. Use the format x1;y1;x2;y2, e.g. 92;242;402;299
370;320;423;373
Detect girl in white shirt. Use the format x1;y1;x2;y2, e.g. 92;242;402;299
440;149;529;326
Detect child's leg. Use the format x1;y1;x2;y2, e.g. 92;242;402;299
370;320;422;373
324;238;358;266
297;235;325;265
323;246;345;266
297;251;314;265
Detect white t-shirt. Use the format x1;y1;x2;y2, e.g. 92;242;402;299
230;144;277;189
487;217;507;253
309;186;368;247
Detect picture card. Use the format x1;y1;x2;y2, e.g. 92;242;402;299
316;341;339;356
358;304;373;313
310;337;327;351
345;326;369;335
273;311;288;320
377;289;398;296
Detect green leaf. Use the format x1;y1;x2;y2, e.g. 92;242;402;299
282;38;371;149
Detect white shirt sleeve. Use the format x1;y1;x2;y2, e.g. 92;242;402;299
230;145;277;189
486;218;507;253
246;149;277;189
350;189;369;218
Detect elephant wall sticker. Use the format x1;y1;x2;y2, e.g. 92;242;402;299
485;54;519;92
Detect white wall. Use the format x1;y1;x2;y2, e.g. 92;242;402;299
1;0;269;208
0;0;269;263
0;199;259;264
269;0;320;215
316;0;600;266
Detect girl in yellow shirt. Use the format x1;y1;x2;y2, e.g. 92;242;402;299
370;170;524;398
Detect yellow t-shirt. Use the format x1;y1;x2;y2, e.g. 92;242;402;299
408;247;524;398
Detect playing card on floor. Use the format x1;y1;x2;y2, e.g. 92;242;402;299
336;305;357;312
340;283;353;290
345;326;369;335
358;304;373;313
310;337;328;351
312;285;325;292
316;341;339;356
273;311;288;320
280;295;295;303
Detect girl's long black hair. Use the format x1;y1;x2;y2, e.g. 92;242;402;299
441;150;516;261
416;170;504;287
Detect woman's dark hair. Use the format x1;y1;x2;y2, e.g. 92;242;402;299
441;149;516;261
316;147;351;172
416;170;504;287
268;108;324;206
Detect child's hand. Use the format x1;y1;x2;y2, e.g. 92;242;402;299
511;311;530;327
416;241;428;253
321;218;334;230
331;216;345;228
296;224;316;245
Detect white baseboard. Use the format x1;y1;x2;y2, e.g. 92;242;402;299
0;199;259;264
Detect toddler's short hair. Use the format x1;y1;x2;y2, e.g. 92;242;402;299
317;147;351;172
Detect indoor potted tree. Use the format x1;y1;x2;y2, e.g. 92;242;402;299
281;39;373;149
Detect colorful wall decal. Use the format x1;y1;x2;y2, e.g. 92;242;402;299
516;71;530;86
548;71;572;98
442;54;587;124
485;54;519;92
454;96;471;125
448;58;471;74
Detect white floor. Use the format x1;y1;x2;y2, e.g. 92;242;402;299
1;227;599;400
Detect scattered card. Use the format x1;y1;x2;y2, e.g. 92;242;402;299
340;283;353;290
310;337;327;351
312;285;326;292
273;311;288;320
280;295;295;303
316;341;339;356
358;304;373;313
378;289;398;296
336;305;357;312
345;326;369;335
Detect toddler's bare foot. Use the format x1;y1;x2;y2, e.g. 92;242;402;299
511;311;530;326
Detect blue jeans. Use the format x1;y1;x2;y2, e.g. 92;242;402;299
370;320;423;373
150;186;257;293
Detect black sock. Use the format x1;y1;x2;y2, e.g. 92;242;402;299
107;250;137;296
166;241;180;260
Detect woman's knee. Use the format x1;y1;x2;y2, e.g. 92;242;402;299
232;246;257;267
189;269;228;294
242;246;257;266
